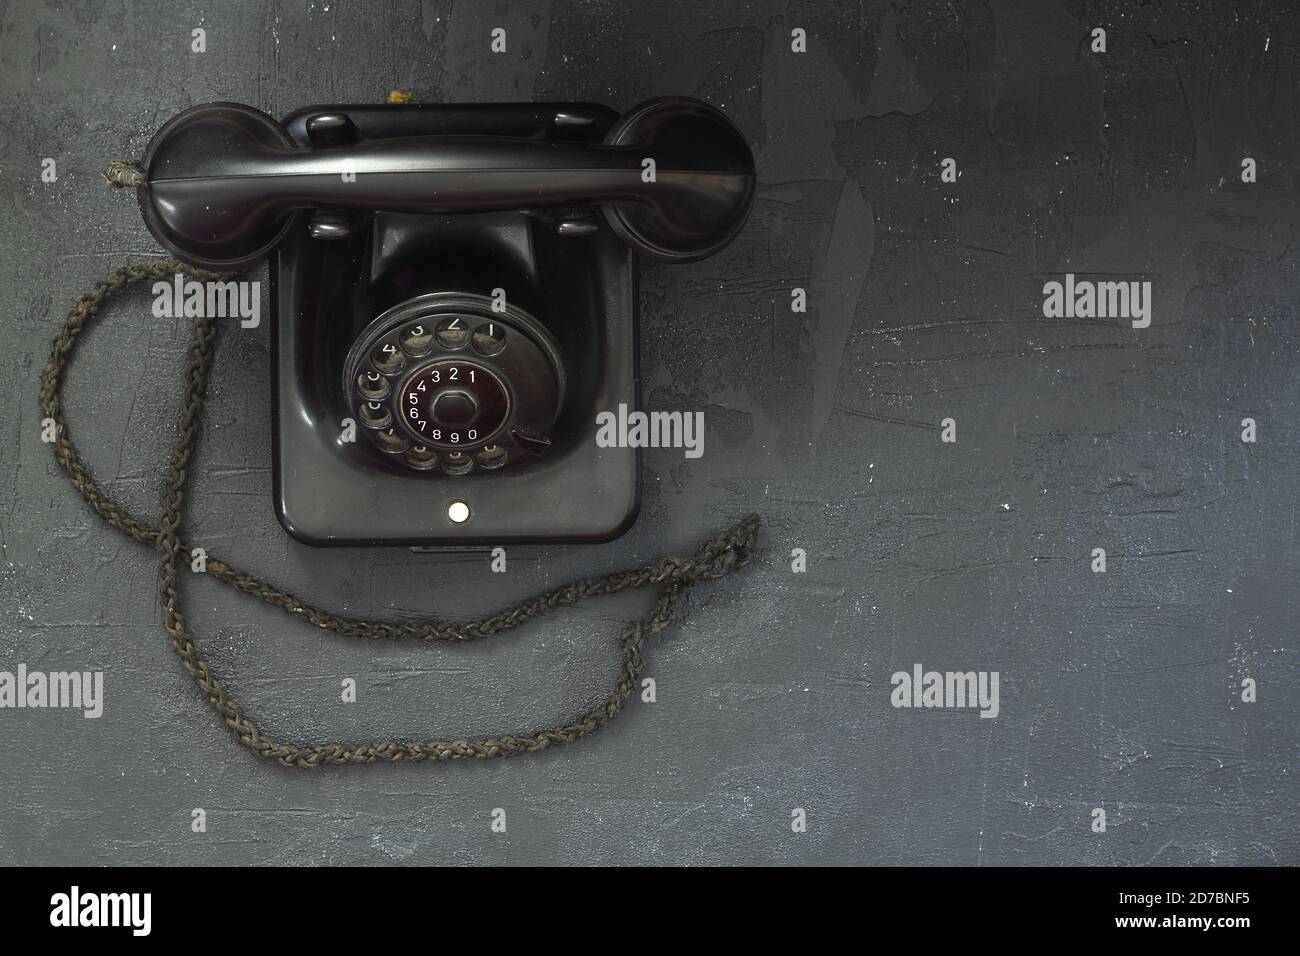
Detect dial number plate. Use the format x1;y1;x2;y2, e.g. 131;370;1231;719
399;361;509;449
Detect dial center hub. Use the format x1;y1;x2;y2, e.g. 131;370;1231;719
431;388;479;428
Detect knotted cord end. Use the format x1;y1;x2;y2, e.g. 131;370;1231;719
103;160;144;189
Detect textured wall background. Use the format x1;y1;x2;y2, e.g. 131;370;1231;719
0;0;1295;865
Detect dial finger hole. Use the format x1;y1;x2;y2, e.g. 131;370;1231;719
359;401;391;429
435;316;471;350
370;341;406;374
471;322;506;356
442;450;473;476
476;444;509;470
399;322;434;357
357;369;389;400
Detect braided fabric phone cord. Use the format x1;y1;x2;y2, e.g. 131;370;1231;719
38;260;760;767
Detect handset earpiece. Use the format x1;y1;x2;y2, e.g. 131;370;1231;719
136;97;755;270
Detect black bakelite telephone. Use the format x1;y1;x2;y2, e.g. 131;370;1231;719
35;95;759;764
133;96;755;545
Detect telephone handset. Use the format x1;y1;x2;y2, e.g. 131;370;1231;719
138;98;754;268
129;96;755;546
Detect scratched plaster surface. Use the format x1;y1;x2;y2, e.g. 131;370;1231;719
0;0;1295;865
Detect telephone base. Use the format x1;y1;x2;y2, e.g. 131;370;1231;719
270;102;640;546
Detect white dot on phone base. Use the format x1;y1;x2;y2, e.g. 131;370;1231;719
448;501;470;523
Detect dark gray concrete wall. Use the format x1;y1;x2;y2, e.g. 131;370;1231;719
0;0;1295;865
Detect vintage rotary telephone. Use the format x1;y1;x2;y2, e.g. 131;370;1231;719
36;95;759;765
132;96;755;545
